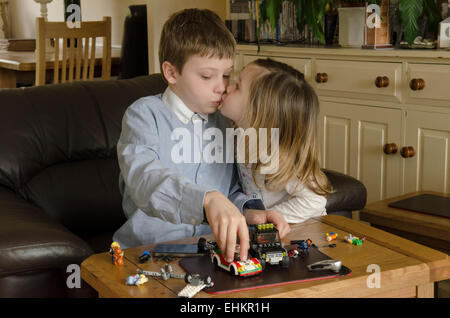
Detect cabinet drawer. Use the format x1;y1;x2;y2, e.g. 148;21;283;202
406;63;450;107
313;60;402;103
240;55;311;82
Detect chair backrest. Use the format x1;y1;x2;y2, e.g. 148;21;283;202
35;16;111;86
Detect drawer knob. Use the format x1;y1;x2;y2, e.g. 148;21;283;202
383;143;398;154
375;76;390;88
316;73;328;83
410;78;426;91
401;146;416;158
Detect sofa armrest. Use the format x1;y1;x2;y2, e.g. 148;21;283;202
323;169;367;213
0;186;93;277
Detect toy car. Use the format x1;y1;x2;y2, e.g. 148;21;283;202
249;223;290;269
211;247;263;277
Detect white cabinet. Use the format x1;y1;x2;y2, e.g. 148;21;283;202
319;101;402;203
236;45;450;203
406;63;450;107
313;60;403;103
403;110;450;194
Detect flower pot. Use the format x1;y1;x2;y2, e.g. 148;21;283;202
338;6;366;47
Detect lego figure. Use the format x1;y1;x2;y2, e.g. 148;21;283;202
298;239;312;252
139;250;152;263
326;232;338;242
288;246;299;258
344;234;365;246
110;241;124;266
125;274;148;286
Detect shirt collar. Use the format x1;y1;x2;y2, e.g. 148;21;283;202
162;87;208;124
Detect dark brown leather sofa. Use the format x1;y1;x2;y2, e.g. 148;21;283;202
0;74;366;297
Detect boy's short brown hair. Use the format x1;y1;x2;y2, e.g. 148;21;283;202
159;8;236;75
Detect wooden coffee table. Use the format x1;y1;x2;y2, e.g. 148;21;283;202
360;191;450;255
81;215;450;298
360;191;450;297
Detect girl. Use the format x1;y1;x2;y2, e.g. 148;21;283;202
220;58;333;225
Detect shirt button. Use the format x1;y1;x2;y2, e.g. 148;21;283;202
190;218;197;224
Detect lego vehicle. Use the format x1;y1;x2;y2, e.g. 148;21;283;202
249;223;290;269
210;246;263;277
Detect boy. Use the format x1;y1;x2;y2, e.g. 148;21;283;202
113;9;288;262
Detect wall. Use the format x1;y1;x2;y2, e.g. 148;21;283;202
8;0;227;72
9;0;146;46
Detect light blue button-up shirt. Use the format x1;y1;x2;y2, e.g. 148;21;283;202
113;88;263;248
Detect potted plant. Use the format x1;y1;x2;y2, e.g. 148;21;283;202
258;0;332;48
257;0;442;49
257;0;381;47
398;0;441;45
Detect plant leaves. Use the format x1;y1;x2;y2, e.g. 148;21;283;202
303;0;328;43
265;0;283;30
292;0;306;34
423;0;441;36
399;0;423;45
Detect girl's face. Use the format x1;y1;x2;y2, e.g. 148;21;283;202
220;64;266;127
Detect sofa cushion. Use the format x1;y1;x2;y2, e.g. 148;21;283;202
24;158;124;236
0;186;93;277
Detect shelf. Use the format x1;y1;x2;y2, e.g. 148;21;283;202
236;43;450;61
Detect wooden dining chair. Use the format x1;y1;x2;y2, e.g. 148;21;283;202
35;16;111;86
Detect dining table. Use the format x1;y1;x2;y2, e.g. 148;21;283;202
0;46;121;88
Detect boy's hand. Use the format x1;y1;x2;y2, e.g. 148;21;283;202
244;209;291;238
204;191;249;263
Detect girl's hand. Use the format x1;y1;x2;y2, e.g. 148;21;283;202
244;209;291;238
243;209;267;225
266;210;291;238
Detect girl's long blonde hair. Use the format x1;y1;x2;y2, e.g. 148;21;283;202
244;58;333;197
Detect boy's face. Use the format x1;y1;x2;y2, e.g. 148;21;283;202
220;63;266;127
163;54;234;115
